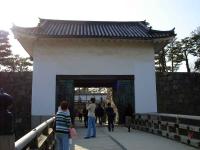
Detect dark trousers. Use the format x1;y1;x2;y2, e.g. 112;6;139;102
96;116;103;125
84;116;88;127
108;117;114;131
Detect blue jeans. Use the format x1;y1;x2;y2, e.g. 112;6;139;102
86;116;96;137
55;133;69;150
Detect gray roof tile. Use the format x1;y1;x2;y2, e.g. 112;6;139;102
13;19;175;39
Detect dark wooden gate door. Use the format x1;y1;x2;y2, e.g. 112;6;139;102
56;79;75;123
113;80;134;124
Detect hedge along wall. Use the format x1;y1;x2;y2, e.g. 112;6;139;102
156;72;200;115
0;72;32;140
0;72;200;139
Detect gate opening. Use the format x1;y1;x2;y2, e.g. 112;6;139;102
56;75;135;124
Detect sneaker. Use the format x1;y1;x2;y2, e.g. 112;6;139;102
91;135;96;138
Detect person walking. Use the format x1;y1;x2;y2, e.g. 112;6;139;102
0;90;15;150
78;110;83;122
125;104;133;132
55;101;71;150
82;105;88;128
106;103;115;132
85;98;96;139
95;104;104;125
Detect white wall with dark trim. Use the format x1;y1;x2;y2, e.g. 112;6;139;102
31;39;157;115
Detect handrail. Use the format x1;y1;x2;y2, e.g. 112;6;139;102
15;117;55;150
145;113;200;120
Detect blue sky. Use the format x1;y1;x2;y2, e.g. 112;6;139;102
0;0;200;59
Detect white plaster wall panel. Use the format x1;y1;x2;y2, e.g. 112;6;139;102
134;60;157;113
31;39;157;115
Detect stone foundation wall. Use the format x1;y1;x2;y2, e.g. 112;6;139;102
0;72;32;140
156;72;200;115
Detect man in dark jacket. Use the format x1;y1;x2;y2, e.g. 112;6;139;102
82;105;88;128
106;103;115;132
95;104;104;125
125;104;133;132
0;89;14;150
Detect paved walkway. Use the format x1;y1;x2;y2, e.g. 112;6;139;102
71;127;122;150
70;124;198;150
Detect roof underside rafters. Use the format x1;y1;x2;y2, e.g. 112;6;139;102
11;19;176;56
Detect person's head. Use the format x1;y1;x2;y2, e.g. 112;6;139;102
90;97;95;103
0;91;13;111
107;103;111;107
60;101;69;111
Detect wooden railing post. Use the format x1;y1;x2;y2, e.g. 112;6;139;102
158;114;162;135
175;115;180;140
134;113;200;148
29;135;39;149
43;126;49;136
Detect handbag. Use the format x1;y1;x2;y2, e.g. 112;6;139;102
69;128;77;139
69;138;72;145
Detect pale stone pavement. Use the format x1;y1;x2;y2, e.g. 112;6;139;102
70;127;122;150
70;121;198;150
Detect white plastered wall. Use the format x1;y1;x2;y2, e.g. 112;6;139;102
31;39;157;116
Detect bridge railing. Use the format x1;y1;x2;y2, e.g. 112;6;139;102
134;113;200;148
15;117;55;150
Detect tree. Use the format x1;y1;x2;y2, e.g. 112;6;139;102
180;37;196;73
191;27;200;56
155;47;169;72
0;30;32;72
191;26;200;55
166;39;184;72
191;27;200;71
194;58;200;72
0;30;12;70
3;55;32;72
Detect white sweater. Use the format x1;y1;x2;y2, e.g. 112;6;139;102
86;103;96;117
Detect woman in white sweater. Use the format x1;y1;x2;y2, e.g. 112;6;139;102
84;98;96;139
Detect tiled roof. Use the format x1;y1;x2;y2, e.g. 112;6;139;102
13;19;175;39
